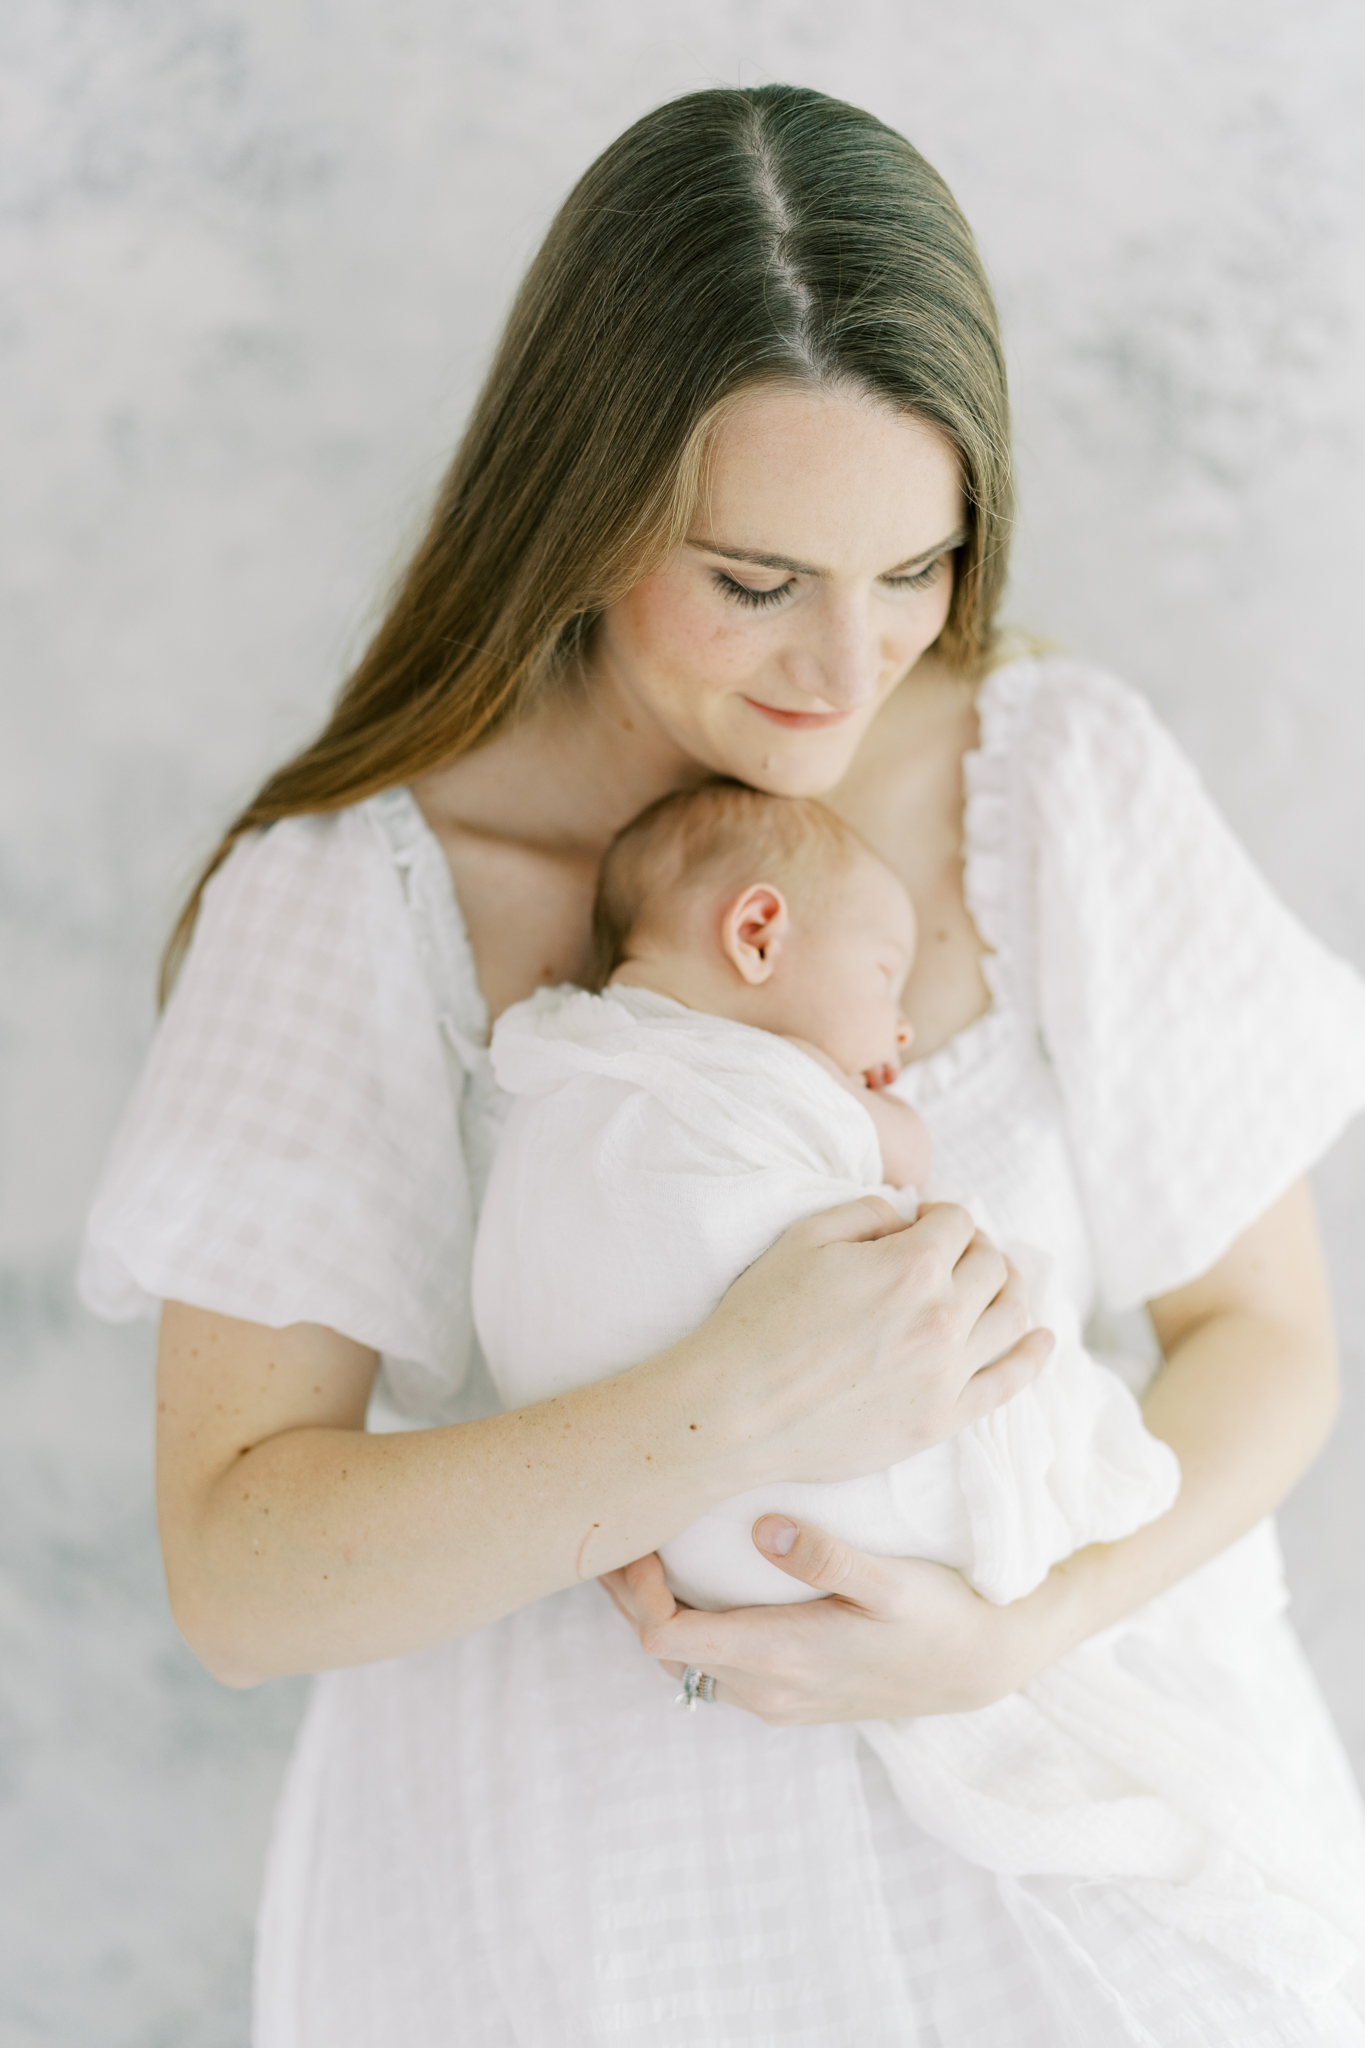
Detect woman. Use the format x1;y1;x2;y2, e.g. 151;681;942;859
82;84;1365;2043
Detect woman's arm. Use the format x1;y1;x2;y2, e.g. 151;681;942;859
158;1200;1049;1687
608;1177;1338;1721
1041;1172;1337;1650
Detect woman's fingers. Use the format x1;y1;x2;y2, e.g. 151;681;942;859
959;1250;1031;1367
703;1195;1045;1478
793;1193;911;1245
610;1566;791;1704
894;1210;1036;1383
892;1199;981;1267
598;1570;638;1628
946;1226;1011;1313
956;1326;1055;1427
628;1579;770;1683
599;1552;676;1632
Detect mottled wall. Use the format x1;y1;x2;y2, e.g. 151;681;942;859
3;3;1363;2041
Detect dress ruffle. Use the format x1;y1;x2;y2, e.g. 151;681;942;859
905;658;1041;1111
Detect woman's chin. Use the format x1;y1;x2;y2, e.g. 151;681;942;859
721;736;862;799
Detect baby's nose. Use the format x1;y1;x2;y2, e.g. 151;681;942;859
896;1017;914;1050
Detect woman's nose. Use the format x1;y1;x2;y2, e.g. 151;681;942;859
821;612;882;710
787;599;882;710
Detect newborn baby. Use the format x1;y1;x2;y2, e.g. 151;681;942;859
474;782;1178;1612
601;780;933;1195
472;787;1365;1992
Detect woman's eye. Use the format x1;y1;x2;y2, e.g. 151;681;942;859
712;571;795;610
884;555;948;594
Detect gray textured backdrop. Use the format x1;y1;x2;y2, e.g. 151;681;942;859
3;3;1364;2042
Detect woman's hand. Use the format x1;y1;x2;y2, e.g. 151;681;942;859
606;1181;1343;1723
689;1198;1054;1488
601;1516;1056;1724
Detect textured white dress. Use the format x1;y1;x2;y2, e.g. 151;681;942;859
81;658;1365;2046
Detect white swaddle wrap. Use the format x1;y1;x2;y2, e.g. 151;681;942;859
475;983;1177;1608
473;983;1365;1996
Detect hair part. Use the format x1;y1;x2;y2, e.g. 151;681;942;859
589;780;875;988
162;83;1012;1001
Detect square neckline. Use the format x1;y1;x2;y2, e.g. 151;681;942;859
375;654;1040;1098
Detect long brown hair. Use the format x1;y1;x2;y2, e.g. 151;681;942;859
161;83;1013;999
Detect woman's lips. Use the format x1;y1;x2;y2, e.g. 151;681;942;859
743;698;853;731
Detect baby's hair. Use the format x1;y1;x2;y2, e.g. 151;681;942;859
590;780;875;988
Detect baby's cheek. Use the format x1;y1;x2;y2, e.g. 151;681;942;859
843;994;899;1072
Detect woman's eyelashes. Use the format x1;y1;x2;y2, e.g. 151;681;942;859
712;571;793;609
890;557;947;593
711;557;946;610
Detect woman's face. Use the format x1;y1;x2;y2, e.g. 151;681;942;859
591;382;967;796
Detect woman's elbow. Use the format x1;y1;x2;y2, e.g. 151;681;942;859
163;1561;273;1690
1305;1322;1342;1441
200;1651;269;1692
1261;1308;1341;1466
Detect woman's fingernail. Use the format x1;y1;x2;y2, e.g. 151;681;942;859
756;1517;797;1556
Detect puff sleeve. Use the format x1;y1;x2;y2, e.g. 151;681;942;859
1021;661;1365;1312
78;802;475;1402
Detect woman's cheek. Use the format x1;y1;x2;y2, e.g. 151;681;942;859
927;576;955;645
697;607;771;676
902;603;947;667
655;588;762;686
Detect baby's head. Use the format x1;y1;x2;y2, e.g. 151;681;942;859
591;782;916;1081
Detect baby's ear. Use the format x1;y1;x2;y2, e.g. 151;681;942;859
721;884;789;985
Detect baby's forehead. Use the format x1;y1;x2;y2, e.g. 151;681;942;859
638;795;913;936
816;849;915;932
733;840;914;948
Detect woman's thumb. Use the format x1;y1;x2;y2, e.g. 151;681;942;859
752;1516;886;1601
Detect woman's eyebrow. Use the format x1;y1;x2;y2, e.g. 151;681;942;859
688;531;967;576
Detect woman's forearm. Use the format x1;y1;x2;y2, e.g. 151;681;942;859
1027;1179;1339;1665
159;1307;756;1689
159;1201;1047;1689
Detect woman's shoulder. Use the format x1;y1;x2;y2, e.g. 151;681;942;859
978;647;1169;771
80;786;479;1376
199;793;398;934
975;650;1218;889
188;788;483;1033
161;792;445;1121
980;651;1365;1311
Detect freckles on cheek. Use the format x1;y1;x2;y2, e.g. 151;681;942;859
656;596;755;682
703;624;756;676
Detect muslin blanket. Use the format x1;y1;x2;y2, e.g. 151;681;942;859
473;982;1365;1996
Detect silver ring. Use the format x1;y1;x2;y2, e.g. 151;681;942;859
675;1664;717;1711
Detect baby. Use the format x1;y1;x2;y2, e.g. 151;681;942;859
474;782;1177;1613
471;789;1365;1986
593;781;933;1192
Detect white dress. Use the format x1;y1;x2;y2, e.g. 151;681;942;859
80;658;1365;2046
